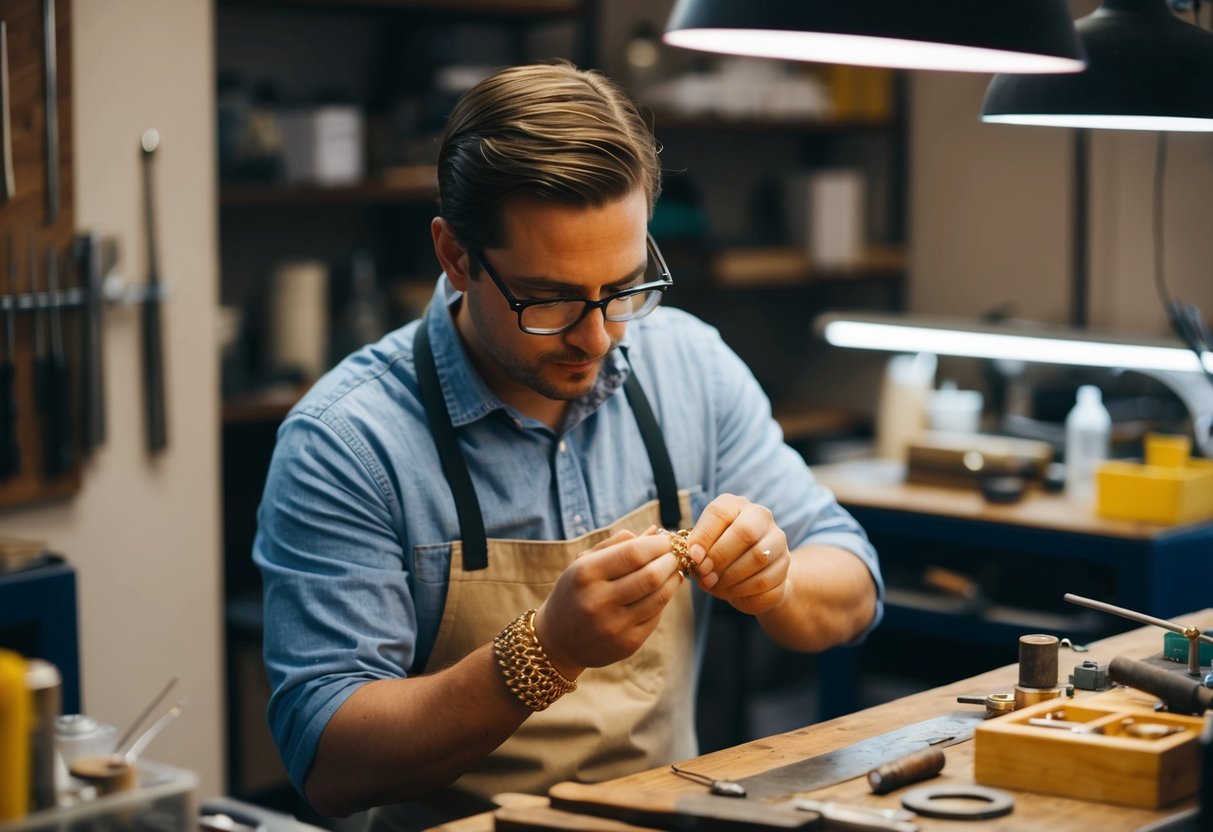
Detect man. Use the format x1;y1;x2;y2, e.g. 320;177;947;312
254;62;883;828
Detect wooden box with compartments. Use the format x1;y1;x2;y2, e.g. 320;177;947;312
974;694;1204;808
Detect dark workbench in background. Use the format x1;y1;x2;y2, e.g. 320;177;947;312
813;459;1213;720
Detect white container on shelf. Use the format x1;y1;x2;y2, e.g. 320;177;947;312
875;352;937;462
277;105;363;186
928;381;984;434
1064;384;1111;500
267;259;329;382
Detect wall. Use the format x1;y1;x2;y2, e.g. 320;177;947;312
909;2;1213;335
1;0;222;798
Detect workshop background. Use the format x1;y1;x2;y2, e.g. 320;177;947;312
1;0;1213;820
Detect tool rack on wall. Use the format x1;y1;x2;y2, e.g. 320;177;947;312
0;0;77;508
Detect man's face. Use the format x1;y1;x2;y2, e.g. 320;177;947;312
455;189;651;409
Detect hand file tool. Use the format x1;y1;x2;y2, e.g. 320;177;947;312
0;230;17;479
42;0;58;223
139;129;167;453
732;712;985;801
72;233;105;452
35;243;69;477
0;21;15;201
42;244;70;475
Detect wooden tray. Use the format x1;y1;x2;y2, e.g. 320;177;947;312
974;695;1204;808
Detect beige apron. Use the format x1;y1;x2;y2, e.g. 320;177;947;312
435;492;698;800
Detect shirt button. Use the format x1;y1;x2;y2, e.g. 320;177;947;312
558;441;567;453
513;418;523;429
573;514;583;524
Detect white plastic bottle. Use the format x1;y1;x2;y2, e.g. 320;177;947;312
1064;385;1111;500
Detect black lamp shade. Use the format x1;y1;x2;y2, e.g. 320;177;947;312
983;0;1213;131
663;0;1085;74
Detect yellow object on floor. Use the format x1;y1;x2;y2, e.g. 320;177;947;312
1097;433;1213;525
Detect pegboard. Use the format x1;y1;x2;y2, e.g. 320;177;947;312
0;0;77;508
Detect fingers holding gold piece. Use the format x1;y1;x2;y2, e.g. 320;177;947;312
662;528;697;578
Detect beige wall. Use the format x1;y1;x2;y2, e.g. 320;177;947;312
2;0;222;798
910;46;1213;335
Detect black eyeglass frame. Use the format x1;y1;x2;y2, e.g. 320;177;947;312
471;233;673;336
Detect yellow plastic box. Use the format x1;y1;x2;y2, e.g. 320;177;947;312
1096;434;1213;525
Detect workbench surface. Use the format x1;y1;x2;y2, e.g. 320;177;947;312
429;610;1213;832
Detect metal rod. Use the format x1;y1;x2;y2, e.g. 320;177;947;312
121;699;184;765
1065;593;1213;645
111;676;177;760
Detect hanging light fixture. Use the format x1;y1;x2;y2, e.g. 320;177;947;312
983;0;1213;131
662;0;1086;74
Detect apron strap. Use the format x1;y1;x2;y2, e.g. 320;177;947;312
413;305;681;568
414;313;489;571
622;370;681;530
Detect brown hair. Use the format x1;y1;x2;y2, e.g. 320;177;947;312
437;62;661;256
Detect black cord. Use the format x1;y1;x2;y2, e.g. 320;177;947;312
1153;133;1170;311
1152;132;1213;387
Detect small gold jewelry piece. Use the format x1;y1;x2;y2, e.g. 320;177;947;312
493;609;577;712
664;528;696;577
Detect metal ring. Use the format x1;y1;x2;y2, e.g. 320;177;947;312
901;785;1014;820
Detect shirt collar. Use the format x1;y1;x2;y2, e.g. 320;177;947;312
426;275;632;430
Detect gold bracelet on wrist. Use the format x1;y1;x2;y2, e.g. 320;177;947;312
493;609;577;712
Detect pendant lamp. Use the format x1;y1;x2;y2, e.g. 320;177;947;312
983;0;1213;131
662;0;1085;74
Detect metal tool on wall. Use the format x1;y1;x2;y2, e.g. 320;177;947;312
72;233;104;452
139;129;167;453
0;20;15;202
29;235;67;478
41;0;57;224
0;230;16;480
40;243;69;476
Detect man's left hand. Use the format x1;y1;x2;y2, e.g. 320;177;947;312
688;493;790;616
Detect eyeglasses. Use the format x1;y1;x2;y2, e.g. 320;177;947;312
471;233;673;336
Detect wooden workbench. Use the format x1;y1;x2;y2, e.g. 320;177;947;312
433;611;1212;832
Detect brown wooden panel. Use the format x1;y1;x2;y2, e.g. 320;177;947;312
0;0;78;509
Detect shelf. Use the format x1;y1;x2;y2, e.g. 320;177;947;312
222;387;307;426
710;245;905;289
217;0;584;15
650;112;893;133
221;168;439;206
773;406;865;443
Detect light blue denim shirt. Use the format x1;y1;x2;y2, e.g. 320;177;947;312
254;276;883;793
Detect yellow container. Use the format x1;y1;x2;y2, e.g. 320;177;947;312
0;648;30;821
1145;433;1192;468
1097;433;1213;525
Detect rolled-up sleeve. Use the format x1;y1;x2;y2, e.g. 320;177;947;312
253;410;414;792
705;331;884;641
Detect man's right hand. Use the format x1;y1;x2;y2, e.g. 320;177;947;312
533;528;698;680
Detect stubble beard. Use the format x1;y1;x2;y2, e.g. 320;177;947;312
501;343;619;401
